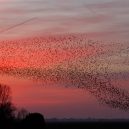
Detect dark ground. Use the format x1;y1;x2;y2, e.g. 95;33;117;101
1;121;129;129
45;121;129;129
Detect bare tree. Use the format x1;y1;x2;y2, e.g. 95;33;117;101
0;84;11;105
17;108;29;120
0;83;15;121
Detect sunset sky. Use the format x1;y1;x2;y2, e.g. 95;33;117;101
0;0;129;118
0;0;129;41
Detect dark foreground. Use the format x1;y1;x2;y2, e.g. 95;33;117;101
45;121;129;129
1;121;129;129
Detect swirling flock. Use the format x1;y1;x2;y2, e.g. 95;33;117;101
0;33;129;111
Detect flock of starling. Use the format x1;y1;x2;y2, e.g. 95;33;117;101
0;33;129;111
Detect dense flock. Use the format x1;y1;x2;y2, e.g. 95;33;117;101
0;33;129;111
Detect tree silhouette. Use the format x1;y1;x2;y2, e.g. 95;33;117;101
0;84;11;104
22;113;46;129
17;108;29;120
0;84;15;122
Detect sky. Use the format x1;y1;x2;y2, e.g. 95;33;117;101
0;0;129;118
0;0;129;41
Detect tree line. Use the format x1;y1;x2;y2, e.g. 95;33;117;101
0;83;45;129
